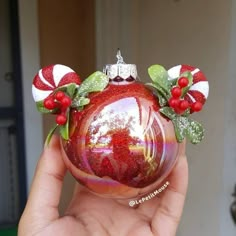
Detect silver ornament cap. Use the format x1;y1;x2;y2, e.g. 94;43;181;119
103;50;137;84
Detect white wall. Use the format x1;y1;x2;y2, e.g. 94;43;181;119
96;0;235;235
18;0;43;191
221;0;236;234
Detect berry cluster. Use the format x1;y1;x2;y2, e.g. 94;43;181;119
43;91;72;125
168;77;202;114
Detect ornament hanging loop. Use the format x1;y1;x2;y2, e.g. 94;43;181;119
116;49;125;64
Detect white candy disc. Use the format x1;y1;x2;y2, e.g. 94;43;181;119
168;64;209;105
32;64;81;102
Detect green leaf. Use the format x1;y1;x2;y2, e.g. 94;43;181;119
157;93;168;107
77;71;109;96
160;107;177;120
169;78;178;87
180;71;193;97
36;101;57;114
146;82;168;99
45;125;58;146
172;116;190;142
148;65;170;94
186;119;204;144
65;83;77;98
59;112;70;140
182;108;191;117
72;97;90;108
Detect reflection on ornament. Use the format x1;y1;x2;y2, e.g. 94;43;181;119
61;82;178;198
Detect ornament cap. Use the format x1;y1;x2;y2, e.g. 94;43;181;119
103;49;137;84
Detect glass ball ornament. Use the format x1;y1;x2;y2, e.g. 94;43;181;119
32;51;208;200
60;59;179;199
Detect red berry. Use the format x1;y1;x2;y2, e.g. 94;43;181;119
61;96;72;108
178;77;189;88
56;114;67;125
179;100;189;110
191;102;203;112
169;97;180;108
55;91;65;101
171;87;182;98
43;97;56;110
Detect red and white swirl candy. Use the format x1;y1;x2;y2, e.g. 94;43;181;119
32;64;81;102
168;65;209;110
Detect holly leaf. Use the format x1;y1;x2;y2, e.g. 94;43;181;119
77;71;109;96
36;101;57;114
169;78;178;87
148;65;170;94
182;108;191;117
157;93;168;107
72;97;90;108
172;116;190;142
160;107;177;120
146;82;168;99
65;83;78;98
180;71;193;97
59;112;70;140
45;125;58;146
186;119;204;144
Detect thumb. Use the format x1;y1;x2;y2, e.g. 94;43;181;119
19;135;67;233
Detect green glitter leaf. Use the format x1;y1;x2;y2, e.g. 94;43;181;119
186;119;204;144
59;112;70;140
65;83;77;98
72;97;90;108
148;65;170;94
160;107;177;120
77;71;109;96
157;93;168;106
36;101;57;114
146;82;168;100
172;116;190;142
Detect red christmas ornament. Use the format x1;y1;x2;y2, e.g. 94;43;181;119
60;52;179;198
32;51;209;200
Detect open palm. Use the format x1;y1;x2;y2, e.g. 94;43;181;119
19;136;188;236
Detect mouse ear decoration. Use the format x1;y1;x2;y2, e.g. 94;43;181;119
168;65;209;112
147;64;209;144
32;64;109;145
32;64;81;112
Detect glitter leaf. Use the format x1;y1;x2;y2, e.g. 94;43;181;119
186;119;204;144
148;65;170;94
157;93;168;106
36;101;58;114
160;107;177;120
65;83;77;97
77;71;109;96
146;82;168;100
172;116;190;142
72;97;90;108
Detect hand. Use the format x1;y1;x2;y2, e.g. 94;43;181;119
18;135;188;236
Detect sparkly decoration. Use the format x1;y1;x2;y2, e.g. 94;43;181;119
32;51;209;199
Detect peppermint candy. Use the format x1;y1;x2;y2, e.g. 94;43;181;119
168;65;209;105
32;64;81;102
